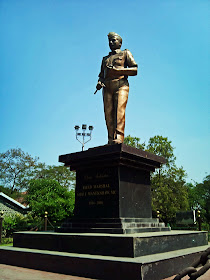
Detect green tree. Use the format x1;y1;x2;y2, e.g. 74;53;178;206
124;135;145;150
0;148;76;192
188;175;210;224
147;136;176;167
147;136;188;222
26;179;75;224
0;148;41;191
35;165;75;190
124;135;189;223
187;182;200;210
151;166;188;223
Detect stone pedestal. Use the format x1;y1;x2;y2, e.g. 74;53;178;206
13;231;208;258
58;144;169;233
3;144;208;280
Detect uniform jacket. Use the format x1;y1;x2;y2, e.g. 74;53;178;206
98;49;137;82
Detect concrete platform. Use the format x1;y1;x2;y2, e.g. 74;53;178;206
1;263;210;280
13;230;208;258
0;244;209;280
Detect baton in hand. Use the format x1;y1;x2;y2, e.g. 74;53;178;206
94;83;106;94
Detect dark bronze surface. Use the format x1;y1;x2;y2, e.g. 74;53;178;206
95;32;138;144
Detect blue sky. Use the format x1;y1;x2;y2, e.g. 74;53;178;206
0;0;209;183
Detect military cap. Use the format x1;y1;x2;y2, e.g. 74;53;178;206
107;32;122;44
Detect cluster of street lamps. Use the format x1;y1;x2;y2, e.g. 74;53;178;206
74;124;94;151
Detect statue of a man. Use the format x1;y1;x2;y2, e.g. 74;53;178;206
96;32;138;144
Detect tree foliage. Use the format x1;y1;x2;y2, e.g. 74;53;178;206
2;213;43;237
151;166;188;222
0;148;76;225
188;175;210;224
0;148;76;192
147;136;176;167
26;179;75;224
35;165;75;190
124;135;189;223
124;135;145;150
0;148;41;191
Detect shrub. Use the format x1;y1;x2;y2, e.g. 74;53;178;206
0;237;13;245
26;179;75;224
2;212;43;237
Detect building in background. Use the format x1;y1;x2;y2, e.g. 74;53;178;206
0;192;29;216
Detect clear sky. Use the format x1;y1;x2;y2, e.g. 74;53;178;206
0;0;209;183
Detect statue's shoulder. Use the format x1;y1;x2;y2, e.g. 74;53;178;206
124;49;136;59
101;55;109;64
124;49;132;54
124;49;137;66
102;54;109;60
122;49;133;58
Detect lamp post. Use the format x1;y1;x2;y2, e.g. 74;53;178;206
44;211;48;231
197;210;201;231
0;211;4;244
74;124;94;151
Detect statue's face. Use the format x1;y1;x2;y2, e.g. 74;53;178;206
109;36;121;51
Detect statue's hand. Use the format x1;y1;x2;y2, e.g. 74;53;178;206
96;81;105;90
96;82;103;90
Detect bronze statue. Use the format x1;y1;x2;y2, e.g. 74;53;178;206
95;32;138;144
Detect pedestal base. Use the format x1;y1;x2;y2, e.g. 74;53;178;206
13;230;208;258
59;144;169;233
0;245;208;280
3;145;207;279
57;217;170;234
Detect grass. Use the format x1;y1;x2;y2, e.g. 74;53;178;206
0;237;13;246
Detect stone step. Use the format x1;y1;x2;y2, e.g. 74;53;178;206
66;218;159;223
59;217;168;234
63;217;160;223
0;244;209;280
124;227;171;234
57;225;171;234
13;230;208;258
61;222;166;229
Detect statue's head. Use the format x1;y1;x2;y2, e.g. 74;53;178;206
108;32;122;51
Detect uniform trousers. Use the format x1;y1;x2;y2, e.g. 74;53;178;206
103;78;129;144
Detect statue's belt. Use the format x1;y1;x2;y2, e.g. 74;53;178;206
104;76;126;82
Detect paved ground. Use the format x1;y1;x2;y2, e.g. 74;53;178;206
0;264;94;280
0;264;210;280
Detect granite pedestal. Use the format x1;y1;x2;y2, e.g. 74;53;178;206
58;144;169;233
2;144;208;280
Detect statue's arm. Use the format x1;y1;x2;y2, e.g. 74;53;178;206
113;67;137;76
108;49;138;76
96;59;105;90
